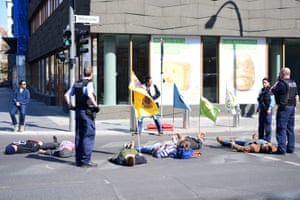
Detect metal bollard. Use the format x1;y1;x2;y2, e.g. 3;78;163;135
183;110;190;129
130;105;136;132
233;105;240;127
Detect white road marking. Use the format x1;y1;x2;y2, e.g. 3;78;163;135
284;161;300;167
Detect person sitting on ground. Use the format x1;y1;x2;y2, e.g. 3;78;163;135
109;140;147;167
38;138;75;158
216;133;277;153
176;132;206;150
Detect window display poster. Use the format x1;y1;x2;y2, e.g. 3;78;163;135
219;37;266;104
150;36;201;105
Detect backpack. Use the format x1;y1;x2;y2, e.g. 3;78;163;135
176;148;193;159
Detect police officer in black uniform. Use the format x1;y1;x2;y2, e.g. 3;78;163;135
64;66;100;167
257;77;275;142
271;67;299;154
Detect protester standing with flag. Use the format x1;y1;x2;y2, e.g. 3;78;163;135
136;76;163;135
129;73;163;135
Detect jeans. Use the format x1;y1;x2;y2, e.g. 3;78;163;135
258;108;272;142
222;140;246;148
75;109;96;164
10;104;26;126
276;105;295;153
137;115;163;134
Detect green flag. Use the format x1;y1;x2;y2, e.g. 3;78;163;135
199;96;220;122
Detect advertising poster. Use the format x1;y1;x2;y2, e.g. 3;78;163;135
219;37;267;104
150;36;201;105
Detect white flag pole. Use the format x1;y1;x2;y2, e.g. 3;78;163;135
160;38;164;122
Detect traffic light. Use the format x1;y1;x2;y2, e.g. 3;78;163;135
63;29;72;48
56;52;66;62
78;30;89;54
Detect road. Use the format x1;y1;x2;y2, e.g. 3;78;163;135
0;87;300;200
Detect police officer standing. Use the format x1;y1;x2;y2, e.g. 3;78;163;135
64;66;100;167
257;77;275;142
270;67;299;154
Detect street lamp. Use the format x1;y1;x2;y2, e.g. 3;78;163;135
205;0;243;126
205;0;243;37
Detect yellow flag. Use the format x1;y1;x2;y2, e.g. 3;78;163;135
129;71;143;90
129;72;159;117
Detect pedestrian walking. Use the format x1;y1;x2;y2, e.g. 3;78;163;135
9;80;30;132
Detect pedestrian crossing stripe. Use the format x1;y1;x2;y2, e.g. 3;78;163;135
284;161;300;167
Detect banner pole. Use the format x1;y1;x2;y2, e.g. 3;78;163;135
160;38;164;122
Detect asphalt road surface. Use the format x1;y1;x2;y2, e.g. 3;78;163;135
1;87;300;200
1;133;300;200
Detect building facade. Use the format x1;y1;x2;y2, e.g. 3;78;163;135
27;0;300;110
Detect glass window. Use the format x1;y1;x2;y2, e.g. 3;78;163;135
268;38;282;83
202;37;219;102
285;39;300;96
97;34;150;104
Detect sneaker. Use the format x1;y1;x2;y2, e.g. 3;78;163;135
273;150;285;155
19;126;25;132
13;125;18;132
286;149;294;153
79;161;98;168
53;136;58;143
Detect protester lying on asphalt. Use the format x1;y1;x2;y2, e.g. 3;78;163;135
176;132;206;150
137;136;194;159
216;133;278;153
108;140;147;167
4;136;74;157
38;139;75;158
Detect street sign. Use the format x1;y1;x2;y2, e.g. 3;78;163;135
75;15;99;24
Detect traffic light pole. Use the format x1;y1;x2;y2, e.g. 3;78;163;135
69;0;76;132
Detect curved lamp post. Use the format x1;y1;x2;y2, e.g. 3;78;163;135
205;0;243;37
205;0;243;127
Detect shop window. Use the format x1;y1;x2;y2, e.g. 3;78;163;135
203;37;219;103
285;39;300;96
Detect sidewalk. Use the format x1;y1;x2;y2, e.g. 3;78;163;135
0;87;299;137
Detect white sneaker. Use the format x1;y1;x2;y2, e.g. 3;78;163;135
13;125;18;132
19;126;25;132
